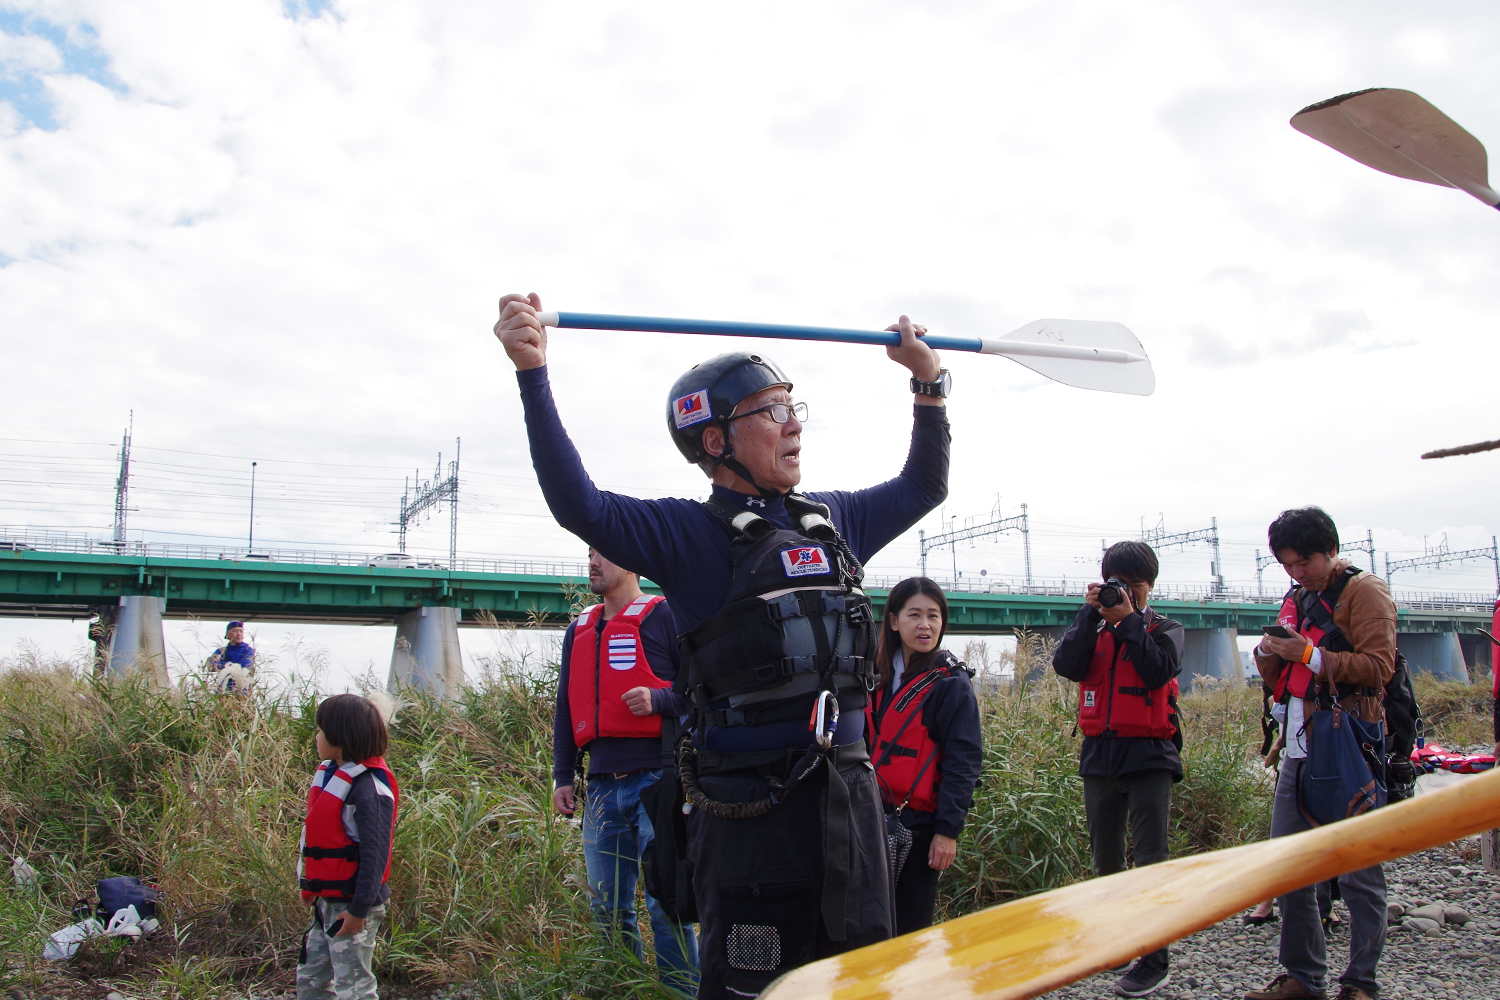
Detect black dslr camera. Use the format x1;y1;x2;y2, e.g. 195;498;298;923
1097;577;1130;609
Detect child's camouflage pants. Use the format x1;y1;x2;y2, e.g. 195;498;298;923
297;899;386;1000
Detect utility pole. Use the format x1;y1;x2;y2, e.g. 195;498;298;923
112;414;132;552
248;461;258;552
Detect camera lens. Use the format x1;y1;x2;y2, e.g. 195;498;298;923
1098;584;1121;608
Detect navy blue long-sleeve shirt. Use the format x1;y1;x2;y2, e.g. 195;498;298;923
1051;604;1186;780
518;365;950;752
552;601;683;787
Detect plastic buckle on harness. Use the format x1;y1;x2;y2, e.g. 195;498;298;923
810;690;839;750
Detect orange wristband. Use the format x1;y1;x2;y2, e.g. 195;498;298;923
1300;644;1314;665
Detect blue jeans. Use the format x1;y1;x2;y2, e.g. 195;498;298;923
1273;759;1385;997
581;770;699;993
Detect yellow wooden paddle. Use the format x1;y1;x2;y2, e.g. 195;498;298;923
763;769;1500;1000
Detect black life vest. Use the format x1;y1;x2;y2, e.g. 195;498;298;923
676;492;878;728
1077;613;1179;740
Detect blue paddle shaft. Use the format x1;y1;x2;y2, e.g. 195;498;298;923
550;311;984;353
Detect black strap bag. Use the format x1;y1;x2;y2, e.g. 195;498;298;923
639;723;698;924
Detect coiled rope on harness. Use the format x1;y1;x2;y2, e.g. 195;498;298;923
675;728;828;820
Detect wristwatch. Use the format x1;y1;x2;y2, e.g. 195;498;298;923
909;369;952;398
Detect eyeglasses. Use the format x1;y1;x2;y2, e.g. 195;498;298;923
726;401;808;425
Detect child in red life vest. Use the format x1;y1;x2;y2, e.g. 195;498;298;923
297;694;399;1000
1051;541;1185;999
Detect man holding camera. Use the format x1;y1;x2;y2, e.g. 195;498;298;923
1052;540;1184;998
1246;507;1396;1000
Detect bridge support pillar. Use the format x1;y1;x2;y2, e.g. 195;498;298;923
1398;632;1467;683
106;596;169;686
389;607;464;698
1181;628;1238;693
1458;633;1492;681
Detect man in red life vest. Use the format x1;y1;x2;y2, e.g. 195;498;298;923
1052;540;1184;999
552;548;699;991
1246;507;1396;1000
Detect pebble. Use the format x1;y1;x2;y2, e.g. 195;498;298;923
1045;847;1500;999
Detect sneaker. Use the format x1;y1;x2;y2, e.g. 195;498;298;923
1332;987;1373;1000
1244;973;1326;1000
1107;959;1134;973
1114;962;1171;998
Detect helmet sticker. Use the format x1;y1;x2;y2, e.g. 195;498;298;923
673;390;713;429
780;545;830;578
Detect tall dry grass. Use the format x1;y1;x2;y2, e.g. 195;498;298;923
0;627;1481;994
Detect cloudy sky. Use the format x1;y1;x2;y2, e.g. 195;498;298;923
3;0;1498;684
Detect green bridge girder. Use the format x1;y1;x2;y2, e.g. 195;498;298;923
0;549;1488;637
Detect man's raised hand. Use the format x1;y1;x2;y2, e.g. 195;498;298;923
884;314;942;384
494;293;548;370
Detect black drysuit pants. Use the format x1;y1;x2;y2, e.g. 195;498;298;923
686;752;893;999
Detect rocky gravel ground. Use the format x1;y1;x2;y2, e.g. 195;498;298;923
1049;845;1500;1000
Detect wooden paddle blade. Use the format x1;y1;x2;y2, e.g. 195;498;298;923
981;320;1155;396
763;769;1500;1000
1291;88;1499;206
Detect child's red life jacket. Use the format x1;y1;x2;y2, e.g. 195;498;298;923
867;655;966;813
568;595;672;746
299;757;399;900
1077;615;1179;739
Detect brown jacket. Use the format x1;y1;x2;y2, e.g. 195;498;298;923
1255;558;1397;724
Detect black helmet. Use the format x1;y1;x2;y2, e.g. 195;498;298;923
666;352;792;468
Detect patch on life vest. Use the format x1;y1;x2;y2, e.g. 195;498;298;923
780;545;830;578
1083;691;1096;707
607;636;637;670
672;390;713;429
576;720;586;732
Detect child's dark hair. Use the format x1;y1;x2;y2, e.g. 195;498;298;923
316;693;388;763
1268;507;1339;559
1101;540;1159;585
876;576;948;689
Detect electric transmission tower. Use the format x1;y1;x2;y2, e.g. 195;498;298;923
112;414;132;552
918;501;1032;590
1256;529;1376;596
1385;534;1500;594
397;439;460;565
1140;514;1223;595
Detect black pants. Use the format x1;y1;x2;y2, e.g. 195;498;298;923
686;756;892;999
1082;770;1173;972
893;822;941;936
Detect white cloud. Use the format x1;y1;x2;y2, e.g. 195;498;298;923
1;0;1498;625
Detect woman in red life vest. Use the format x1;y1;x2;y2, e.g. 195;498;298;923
298;693;399;1000
866;576;982;935
1051;540;1184;999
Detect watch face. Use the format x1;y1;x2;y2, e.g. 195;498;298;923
937;371;952;396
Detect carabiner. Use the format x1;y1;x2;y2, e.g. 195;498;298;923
810;690;840;750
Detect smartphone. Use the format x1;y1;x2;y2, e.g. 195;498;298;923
1262;625;1293;639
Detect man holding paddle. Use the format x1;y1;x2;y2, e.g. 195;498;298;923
493;292;950;999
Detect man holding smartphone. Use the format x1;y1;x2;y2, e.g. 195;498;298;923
1052;540;1185;998
1246;507;1397;1000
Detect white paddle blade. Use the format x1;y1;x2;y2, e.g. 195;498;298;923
1291;88;1499;206
981;320;1154;396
